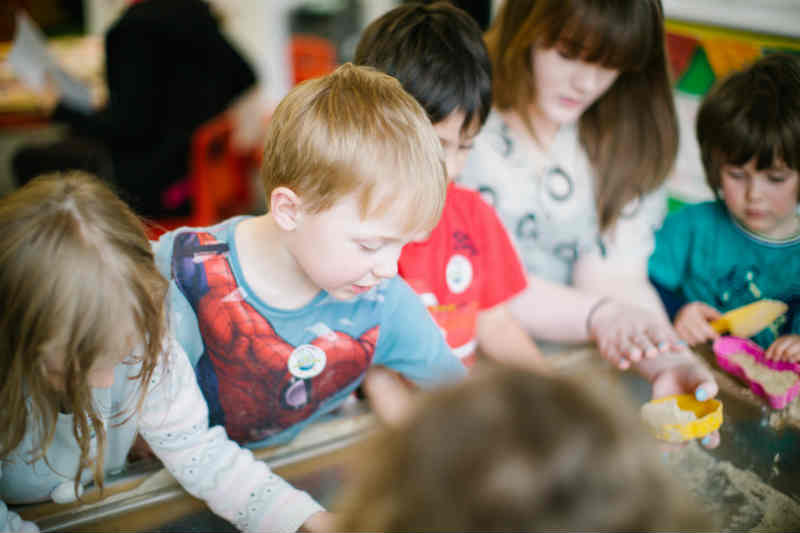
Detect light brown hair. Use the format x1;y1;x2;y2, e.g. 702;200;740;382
0;171;168;494
697;52;800;200
486;0;679;231
335;364;707;531
260;62;447;235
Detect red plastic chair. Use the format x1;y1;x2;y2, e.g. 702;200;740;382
146;34;336;239
290;34;337;84
147;113;259;238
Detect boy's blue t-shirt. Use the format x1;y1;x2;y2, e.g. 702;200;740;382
153;216;465;448
649;201;800;349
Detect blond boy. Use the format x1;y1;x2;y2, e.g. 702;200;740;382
153;63;465;532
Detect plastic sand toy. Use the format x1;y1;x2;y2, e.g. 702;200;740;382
713;336;800;409
641;393;723;443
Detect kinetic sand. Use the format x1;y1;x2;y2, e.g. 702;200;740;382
641;396;696;433
667;442;800;532
726;351;799;397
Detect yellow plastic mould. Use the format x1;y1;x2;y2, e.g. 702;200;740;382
641;393;723;443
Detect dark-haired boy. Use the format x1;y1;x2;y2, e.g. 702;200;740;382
355;1;546;370
649;53;800;361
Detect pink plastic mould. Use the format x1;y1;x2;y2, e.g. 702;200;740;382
713;336;800;409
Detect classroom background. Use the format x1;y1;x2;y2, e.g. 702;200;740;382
2;0;799;216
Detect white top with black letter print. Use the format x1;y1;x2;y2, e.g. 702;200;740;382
459;111;666;285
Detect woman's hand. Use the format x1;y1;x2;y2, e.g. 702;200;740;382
765;334;800;362
589;299;685;370
674;302;722;346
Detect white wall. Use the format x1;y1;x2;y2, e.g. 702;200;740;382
212;0;293;103
85;0;799;104
83;0;406;104
662;0;800;38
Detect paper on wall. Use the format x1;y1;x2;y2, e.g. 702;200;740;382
7;10;93;113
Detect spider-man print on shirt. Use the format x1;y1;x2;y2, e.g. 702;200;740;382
171;232;378;443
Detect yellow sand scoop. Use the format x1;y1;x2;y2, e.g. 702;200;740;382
711;299;788;338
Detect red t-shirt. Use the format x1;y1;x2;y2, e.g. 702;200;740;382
399;182;528;366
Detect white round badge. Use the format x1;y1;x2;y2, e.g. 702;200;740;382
446;254;473;294
288;344;327;379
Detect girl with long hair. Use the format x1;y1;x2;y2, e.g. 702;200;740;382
459;0;718;419
0;172;324;532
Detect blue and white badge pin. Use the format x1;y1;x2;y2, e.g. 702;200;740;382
288;344;327;379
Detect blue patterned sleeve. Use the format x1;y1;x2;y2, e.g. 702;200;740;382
373;278;466;387
151;231;175;280
150;231;205;366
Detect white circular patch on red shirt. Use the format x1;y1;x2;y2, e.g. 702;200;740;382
446;254;473;294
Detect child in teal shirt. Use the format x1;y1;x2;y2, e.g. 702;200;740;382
649;53;800;362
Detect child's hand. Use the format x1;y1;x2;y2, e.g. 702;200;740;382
765;334;800;362
590;299;684;370
674;302;722;346
361;366;419;427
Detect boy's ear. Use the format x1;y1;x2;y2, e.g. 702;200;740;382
270;186;302;230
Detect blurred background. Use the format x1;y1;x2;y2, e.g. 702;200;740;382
2;2;800;532
1;0;799;217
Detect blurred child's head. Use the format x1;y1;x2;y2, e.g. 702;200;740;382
0;171;168;490
335;364;706;532
260;62;446;235
697;53;800;239
354;1;492;180
486;0;678;231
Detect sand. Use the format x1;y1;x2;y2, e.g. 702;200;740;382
641;397;697;427
667;441;800;531
726;351;799;397
768;393;800;430
640;397;698;441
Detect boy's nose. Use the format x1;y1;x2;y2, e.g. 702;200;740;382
445;149;468;182
745;177;765;200
444;153;458;181
373;260;398;280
